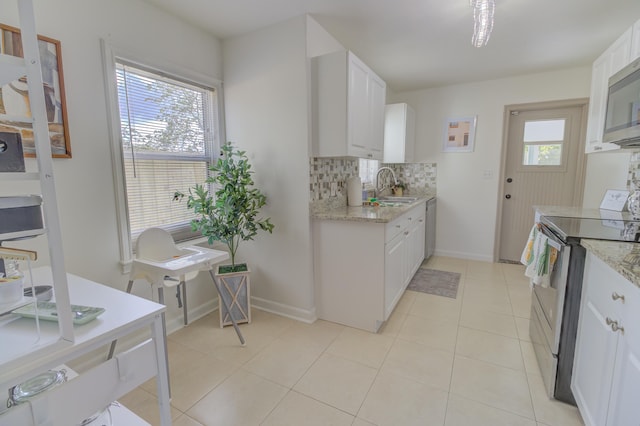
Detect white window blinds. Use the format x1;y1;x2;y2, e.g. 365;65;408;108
116;61;217;242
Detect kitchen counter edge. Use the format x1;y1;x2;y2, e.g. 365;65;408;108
311;193;435;223
581;239;640;288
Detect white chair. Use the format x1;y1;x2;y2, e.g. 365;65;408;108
108;227;239;360
132;227;197;327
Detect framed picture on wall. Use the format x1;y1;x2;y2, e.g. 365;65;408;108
443;116;476;153
0;23;71;158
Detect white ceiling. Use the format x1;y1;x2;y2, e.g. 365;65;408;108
143;0;640;92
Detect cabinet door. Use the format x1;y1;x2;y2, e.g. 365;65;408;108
585;51;611;152
585;28;631;153
348;54;373;158
572;297;619;426
607;338;640;426
572;254;619;426
383;103;415;163
606;273;640;426
368;72;386;160
631;19;640;61
412;213;426;273
384;231;405;319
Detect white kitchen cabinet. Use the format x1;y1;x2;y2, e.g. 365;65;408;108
408;212;426;278
383;103;415;163
311;50;386;160
631;19;640;61
571;251;640;426
585;27;632;153
313;202;426;332
384;206;425;319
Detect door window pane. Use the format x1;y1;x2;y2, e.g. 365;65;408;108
523;144;562;166
523;119;565;142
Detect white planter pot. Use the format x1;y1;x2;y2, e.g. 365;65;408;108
214;265;251;328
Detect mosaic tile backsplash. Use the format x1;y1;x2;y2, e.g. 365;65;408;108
309;157;437;202
628;151;640;189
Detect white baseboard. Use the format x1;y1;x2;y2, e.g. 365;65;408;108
251;296;317;324
433;249;494;263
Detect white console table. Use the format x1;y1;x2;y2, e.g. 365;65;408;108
0;268;171;425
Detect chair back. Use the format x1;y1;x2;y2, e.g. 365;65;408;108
136;228;178;261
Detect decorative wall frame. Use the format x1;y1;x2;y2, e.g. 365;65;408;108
0;23;71;158
443;116;476;153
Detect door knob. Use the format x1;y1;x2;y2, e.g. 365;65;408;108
505;194;511;199
506;178;513;183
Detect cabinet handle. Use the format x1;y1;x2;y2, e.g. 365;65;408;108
408;217;412;221
606;317;625;335
419;219;424;222
404;231;409;235
396;225;401;228
612;292;625;303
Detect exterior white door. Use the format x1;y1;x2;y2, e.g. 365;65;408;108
498;100;587;262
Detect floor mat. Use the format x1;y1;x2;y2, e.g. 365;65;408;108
407;268;460;299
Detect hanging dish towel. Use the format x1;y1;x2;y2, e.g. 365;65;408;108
521;224;558;288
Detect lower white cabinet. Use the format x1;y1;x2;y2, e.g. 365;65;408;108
313;202;426;332
571;251;640;426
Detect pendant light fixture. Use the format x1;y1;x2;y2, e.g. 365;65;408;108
470;0;495;47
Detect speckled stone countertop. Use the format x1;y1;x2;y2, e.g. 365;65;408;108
311;190;436;223
581;239;640;288
535;205;635;220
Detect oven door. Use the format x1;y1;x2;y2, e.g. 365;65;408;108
531;224;570;354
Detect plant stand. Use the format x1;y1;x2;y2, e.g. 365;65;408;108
215;266;251;328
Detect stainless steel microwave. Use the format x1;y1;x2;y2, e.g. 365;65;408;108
603;58;640;148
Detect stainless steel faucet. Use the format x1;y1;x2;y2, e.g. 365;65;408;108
375;167;398;198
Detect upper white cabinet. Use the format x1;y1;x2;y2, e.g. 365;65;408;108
383;103;415;163
311;50;387;160
571;251;640;426
585;28;632;153
632;19;640;61
585;17;640;153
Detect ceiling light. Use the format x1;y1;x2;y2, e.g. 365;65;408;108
470;0;495;47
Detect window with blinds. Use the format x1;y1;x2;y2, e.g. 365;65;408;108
116;61;218;242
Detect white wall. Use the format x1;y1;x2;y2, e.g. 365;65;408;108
582;151;632;208
1;0;223;329
222;16;316;321
390;67;592;261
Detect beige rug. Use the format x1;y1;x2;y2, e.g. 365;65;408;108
407;268;460;299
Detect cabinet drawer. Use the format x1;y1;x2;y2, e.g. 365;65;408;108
385;212;408;242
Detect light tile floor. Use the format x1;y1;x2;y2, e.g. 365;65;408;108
120;256;585;426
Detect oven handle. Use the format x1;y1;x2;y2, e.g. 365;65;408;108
539;223;566;251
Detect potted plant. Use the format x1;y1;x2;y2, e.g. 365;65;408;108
175;141;274;327
392;181;406;196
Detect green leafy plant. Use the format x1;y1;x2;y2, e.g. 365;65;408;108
175;142;274;272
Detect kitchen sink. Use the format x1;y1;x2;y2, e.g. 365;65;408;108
377;196;419;204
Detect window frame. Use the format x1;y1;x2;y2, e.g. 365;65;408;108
101;40;225;272
517;118;569;173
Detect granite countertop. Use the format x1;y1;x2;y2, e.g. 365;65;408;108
581;239;640;288
311;190;436;223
